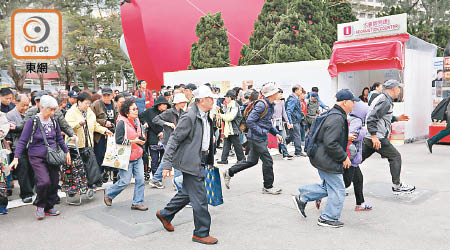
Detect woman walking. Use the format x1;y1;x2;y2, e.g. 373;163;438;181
10;95;71;220
104;98;148;211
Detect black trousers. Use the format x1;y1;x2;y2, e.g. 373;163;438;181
228;139;274;189
160;171;211;237
362;138;401;185
221;134;245;161
15;152;35;199
343;167;364;205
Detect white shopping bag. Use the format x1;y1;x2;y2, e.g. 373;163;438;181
102;136;131;171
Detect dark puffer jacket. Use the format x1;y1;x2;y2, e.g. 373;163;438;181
309;105;348;174
139;96;170;145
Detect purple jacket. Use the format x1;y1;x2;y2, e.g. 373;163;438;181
14;116;69;158
349;102;369;166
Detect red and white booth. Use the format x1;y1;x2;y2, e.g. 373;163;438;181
328;14;437;144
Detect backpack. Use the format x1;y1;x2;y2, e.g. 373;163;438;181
431;97;450;122
239;99;268;133
304;109;342;158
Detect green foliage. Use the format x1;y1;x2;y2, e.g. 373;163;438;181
189;12;230;70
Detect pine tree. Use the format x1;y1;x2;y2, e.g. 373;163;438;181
189;12;230;70
268;11;329;63
239;0;288;66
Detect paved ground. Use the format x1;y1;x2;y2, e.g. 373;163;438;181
1;141;449;250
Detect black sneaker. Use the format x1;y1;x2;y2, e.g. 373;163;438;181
294;153;307;157
292;195;307;218
217;160;228;164
22;197;33;203
392;183;415;194
283;154;294;160
317;216;344;228
425;140;433;154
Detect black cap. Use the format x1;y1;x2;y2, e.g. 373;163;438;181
225;90;236;99
102;87;113;95
185;83;197;91
336;89;360;102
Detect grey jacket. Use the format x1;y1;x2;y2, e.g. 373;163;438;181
152;107;184;145
162;103;215;177
365;92;398;139
21;106;75;137
6;108;25;148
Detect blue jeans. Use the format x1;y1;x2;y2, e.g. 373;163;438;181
298;169;346;221
106;158;145;206
300;123;306;142
291;122;303;155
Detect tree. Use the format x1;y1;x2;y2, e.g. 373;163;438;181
239;0;288;66
268;11;329;63
189;12;230;70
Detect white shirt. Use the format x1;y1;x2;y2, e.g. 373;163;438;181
198;109;210;152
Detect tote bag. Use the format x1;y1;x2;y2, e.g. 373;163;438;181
103;134;131;171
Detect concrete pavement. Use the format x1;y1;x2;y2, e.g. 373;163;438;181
1;141;449;250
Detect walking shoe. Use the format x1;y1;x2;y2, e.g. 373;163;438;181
223;170;231;189
355;204;372;211
392;183;416;194
317;216;344;228
283;154;294;160
315;199;321;210
45;208;60;216
156;210;174;232
217;160;228;165
292;195;307;218
192;235;218;245
262;186;282;195
148;179;165;189
104;190;112;206
185;203;193;208
294;153;307;157
425;140;433;154
0;207;8;215
36;207;45;220
22;197;33;203
131;204;148;211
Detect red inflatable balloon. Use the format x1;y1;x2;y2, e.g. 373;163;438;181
120;0;265;90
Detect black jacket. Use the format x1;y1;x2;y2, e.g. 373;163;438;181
152;107;184;145
139;96;170;145
162;103;215;177
309;105;348;174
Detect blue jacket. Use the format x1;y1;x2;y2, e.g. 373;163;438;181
247;97;279;142
306;92;327;109
285;94;303;124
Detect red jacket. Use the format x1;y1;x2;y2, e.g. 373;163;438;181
301;100;307;116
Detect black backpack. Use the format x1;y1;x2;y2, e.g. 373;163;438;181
304;109;342;158
239;99;268;133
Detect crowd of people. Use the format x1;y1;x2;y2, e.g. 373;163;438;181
0;79;416;244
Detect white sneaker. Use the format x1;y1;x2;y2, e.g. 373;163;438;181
223;170;231;189
392;183;415;194
262;187;282;195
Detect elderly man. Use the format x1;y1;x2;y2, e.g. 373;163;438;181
293;90;359;228
92;87;117;179
286;84;306;157
156;85;218;245
1;88;15;113
134;80;154;113
361;79;414;194
7;94;33;203
183;83;197;107
223;82;284;195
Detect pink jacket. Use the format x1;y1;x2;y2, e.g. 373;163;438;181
116;115;144;161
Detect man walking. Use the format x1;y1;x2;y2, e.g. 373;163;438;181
156;85;218;245
217;90;245;164
292;89;358;228
223;82;284;195
361;79;415;194
286;84;306;157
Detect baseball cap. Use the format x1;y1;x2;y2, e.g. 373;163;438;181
224;90;236;98
102;87;113;95
68;90;78;98
185;83;197;91
383;79;404;89
336;89;360;102
194;85;214;99
310;92;319;98
35;90;50;100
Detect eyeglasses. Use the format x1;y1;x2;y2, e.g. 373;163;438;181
131;107;138;111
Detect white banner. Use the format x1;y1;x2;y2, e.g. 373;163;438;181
337;13;407;41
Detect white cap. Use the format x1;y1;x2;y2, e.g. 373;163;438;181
194;85;214;99
172;93;189;104
261;82;278;97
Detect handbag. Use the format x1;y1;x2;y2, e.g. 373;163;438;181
204;165;223;206
80;121;102;186
36;118;66;167
103;135;131;171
